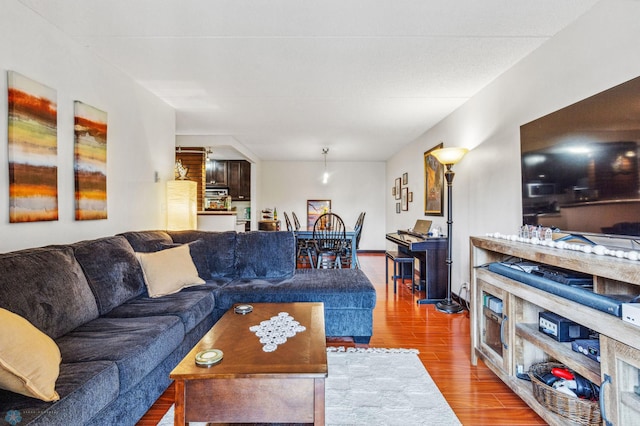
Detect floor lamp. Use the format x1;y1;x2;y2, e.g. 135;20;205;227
429;146;468;314
166;179;197;231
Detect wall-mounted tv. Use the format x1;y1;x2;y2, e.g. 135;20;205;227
520;75;640;239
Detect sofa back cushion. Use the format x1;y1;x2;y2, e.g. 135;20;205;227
72;236;146;315
0;246;99;339
117;230;173;252
234;231;295;279
169;230;237;279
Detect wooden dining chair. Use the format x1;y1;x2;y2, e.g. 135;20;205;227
283;211;293;232
291;211;302;231
341;211;365;268
312;213;347;269
291;211;314;268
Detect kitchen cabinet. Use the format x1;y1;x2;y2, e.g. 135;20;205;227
206;160;228;187
205;159;251;200
227;160;251;201
470;236;640;426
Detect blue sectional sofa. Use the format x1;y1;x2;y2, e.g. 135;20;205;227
0;230;376;425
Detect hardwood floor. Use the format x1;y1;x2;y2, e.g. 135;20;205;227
137;253;545;425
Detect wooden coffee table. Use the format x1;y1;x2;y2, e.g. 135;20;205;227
170;302;327;425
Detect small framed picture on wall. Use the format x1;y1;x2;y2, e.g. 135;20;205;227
395;178;401;200
401;187;409;211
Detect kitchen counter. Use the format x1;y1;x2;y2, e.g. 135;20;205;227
197;212;237;231
198;210;237;215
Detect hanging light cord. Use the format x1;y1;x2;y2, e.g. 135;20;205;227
322;148;329;183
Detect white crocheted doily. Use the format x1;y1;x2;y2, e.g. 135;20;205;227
249;312;306;352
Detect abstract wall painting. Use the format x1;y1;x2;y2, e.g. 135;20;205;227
74;101;107;220
7;71;58;223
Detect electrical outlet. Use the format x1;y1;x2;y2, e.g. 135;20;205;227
516;364;524;375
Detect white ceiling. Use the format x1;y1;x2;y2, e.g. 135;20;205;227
19;0;599;161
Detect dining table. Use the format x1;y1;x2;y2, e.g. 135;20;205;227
294;227;359;269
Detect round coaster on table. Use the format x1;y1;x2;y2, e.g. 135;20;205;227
195;349;223;367
234;304;253;315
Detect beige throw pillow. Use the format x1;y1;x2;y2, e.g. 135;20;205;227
136;244;205;298
0;308;61;401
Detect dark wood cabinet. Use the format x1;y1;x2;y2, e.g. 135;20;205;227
205;159;251;200
206;160;228;187
228;160;251;200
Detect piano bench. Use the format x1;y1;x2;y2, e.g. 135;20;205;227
385;250;415;293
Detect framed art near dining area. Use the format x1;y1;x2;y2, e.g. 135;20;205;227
424;143;444;216
307;199;331;229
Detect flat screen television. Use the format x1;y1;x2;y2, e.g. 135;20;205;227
520;75;640;240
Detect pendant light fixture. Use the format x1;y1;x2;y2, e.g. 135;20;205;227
322;148;329;184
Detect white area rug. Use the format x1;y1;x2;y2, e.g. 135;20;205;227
157;347;461;425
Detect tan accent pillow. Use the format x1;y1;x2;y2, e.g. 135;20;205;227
0;308;61;401
136;244;205;298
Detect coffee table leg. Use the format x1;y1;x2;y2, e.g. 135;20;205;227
174;380;186;426
314;378;325;426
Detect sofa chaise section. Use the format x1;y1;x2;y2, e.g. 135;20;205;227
215;268;376;343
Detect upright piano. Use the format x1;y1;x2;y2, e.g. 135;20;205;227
385;231;448;301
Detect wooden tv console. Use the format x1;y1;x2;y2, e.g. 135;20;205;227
470;236;640;425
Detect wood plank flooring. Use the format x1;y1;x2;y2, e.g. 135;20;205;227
137;253;545;425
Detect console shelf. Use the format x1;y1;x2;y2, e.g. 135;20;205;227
471;236;640;425
515;323;600;384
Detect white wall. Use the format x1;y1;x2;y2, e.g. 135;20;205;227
0;3;176;252
387;0;640;295
260;161;386;250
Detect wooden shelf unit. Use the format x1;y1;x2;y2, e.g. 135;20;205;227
470;236;640;425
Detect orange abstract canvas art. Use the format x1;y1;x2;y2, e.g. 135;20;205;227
7;71;58;223
74;101;107;220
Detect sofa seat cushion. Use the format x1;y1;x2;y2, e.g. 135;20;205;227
73;236;147;315
56;316;184;395
105;290;215;333
0;361;118;426
215;269;377;311
169;230;238;279
0;245;99;339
